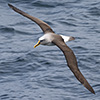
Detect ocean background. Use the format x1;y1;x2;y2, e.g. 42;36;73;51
0;0;100;100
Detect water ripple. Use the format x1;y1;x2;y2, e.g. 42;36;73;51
89;7;100;16
0;26;15;33
0;0;100;100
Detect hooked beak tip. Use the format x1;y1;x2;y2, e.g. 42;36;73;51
34;40;40;48
34;46;36;48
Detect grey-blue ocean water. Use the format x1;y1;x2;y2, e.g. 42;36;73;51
0;0;100;100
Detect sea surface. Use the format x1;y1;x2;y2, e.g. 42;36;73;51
0;0;100;100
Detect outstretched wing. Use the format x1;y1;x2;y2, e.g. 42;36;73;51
53;36;95;94
8;4;55;33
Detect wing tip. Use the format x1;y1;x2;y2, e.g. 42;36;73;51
92;90;95;94
88;87;95;94
8;3;13;8
8;3;16;11
83;83;95;94
90;87;95;94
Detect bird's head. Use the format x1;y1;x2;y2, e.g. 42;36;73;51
34;36;47;48
34;34;54;48
34;39;45;48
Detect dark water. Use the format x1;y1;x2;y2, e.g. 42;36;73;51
0;0;100;100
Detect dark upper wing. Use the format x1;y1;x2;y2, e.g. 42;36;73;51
53;36;95;94
8;4;54;33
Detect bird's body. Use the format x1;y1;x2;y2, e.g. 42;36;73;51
38;33;74;46
8;4;95;94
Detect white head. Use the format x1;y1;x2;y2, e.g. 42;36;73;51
34;33;54;48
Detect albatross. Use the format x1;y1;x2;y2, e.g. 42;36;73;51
8;4;95;94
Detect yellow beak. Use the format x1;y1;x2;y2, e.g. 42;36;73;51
34;40;40;48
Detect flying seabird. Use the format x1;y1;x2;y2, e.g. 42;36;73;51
8;4;95;94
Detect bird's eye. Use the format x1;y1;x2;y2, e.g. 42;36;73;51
40;39;45;42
